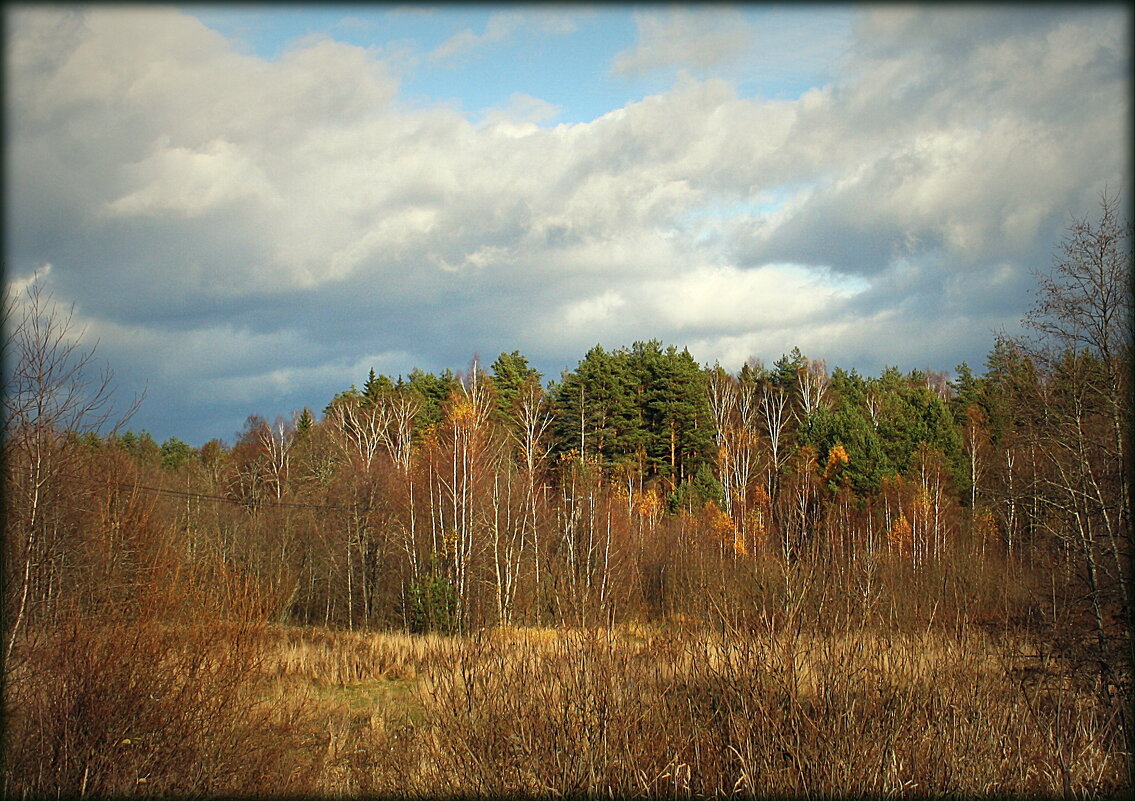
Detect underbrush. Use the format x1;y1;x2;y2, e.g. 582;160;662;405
3;610;319;797
304;624;1127;798
6;619;1127;797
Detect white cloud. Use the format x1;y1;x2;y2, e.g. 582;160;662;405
4;5;1128;443
561;290;626;329
479;92;563;133
612;9;753;77
105;138;276;218
4;263;53;299
430;10;577;65
641;264;865;332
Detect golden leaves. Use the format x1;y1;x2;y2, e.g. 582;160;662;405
823;444;850;480
634;490;663;525
888;513;913;554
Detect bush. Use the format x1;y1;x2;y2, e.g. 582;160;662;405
3;599;317;796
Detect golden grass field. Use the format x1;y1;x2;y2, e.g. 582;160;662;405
246;622;1126;797
4;611;1127;797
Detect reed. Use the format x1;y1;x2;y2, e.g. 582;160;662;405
319;623;1127;798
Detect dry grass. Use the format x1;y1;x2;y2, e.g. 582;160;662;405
4;613;320;797
7;618;1126;798
258;623;1127;798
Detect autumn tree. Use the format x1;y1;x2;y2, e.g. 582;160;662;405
3;279;138;656
1019;192;1131;734
493;355;554;614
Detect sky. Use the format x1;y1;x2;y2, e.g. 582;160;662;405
4;4;1131;446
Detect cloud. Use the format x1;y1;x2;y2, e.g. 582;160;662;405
612;8;753;77
728;6;1128;280
5;263;53;299
430;10;578;65
4;5;1128;444
105;138;276;218
478;92;563;133
561;290;626;328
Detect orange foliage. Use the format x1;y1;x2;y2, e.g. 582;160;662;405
706;502;745;556
448;397;478;425
823;444;850;480
973;509;999;546
634;489;663;526
889;513;913;555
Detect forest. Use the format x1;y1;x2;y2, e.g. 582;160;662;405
3;198;1130;797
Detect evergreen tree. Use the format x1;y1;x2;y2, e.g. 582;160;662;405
406;368;461;432
869;368;967;490
119;429;161;466
159;436;192;471
738;358;767;387
799;368;890;493
323;385;361;417
295;407;315;438
949;362;982;425
979;335;1041;444
550;345;641;467
362;368;394;407
627;341;713;481
772;347;807;393
490;350;542;424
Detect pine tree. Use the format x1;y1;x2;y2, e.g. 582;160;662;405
551;345;640;468
406;368;461;433
628;341;713;482
490;350;542;425
362;368;394;408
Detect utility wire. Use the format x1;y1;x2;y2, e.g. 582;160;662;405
121;482;361;512
7;463;371;512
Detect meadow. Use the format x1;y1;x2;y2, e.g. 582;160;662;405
5;602;1127;798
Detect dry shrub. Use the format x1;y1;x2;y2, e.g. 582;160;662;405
341;625;1128;798
3;579;320;797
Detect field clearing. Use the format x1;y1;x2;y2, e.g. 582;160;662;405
251;622;1127;798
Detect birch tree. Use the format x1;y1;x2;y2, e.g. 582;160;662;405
3;278;137;657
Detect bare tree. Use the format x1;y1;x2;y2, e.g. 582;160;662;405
706;366;760;553
760;381;791;522
1021;192;1132;760
329;399;384;472
3;278;139;659
377;387;422;474
1027;191;1131;524
509;375;553;609
1027;191;1132;369
797;359;830;420
258;415;295;500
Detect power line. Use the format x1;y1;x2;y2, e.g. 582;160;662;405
6;462;366;512
121;482;361;513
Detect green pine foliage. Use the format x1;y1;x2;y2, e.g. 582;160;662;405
159;436;192;471
799;369;890;494
405;557;459;634
406;368;461;432
362;368;394;407
490;350;542;424
868;367;967;489
550;345;641;467
310;339;1005;519
548;341;715;481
